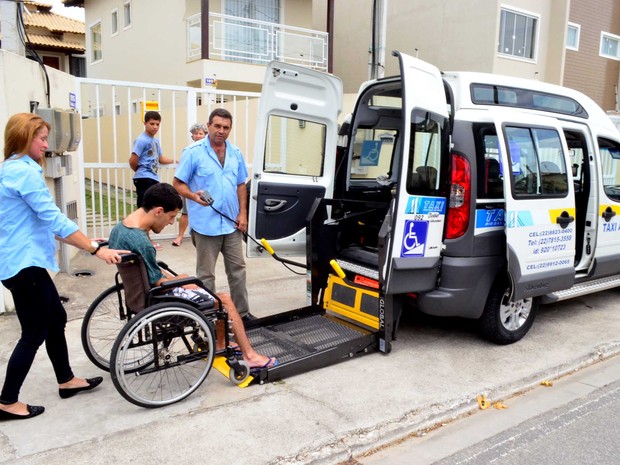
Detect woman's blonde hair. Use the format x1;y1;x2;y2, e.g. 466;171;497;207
3;113;51;162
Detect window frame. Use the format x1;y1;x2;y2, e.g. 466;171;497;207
123;1;132;30
497;7;540;62
90;21;103;63
600;31;620;61
566;22;580;51
111;8;119;36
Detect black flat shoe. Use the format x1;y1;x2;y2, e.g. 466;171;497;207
0;404;45;420
59;377;103;399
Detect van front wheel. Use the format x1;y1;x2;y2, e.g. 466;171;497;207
479;281;538;344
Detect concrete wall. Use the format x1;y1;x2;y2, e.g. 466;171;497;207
0;50;83;313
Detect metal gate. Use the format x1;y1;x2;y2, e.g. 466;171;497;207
75;77;260;239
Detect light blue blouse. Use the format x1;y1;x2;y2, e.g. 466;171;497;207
0;155;79;280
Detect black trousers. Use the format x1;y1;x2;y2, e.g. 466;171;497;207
0;266;74;404
133;178;159;208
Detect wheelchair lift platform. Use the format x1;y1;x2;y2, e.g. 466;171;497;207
242;304;380;384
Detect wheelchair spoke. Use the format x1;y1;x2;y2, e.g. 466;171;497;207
111;304;215;408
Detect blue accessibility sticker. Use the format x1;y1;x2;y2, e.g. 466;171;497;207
405;196;446;215
401;220;428;257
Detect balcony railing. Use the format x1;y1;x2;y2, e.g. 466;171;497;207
187;12;328;71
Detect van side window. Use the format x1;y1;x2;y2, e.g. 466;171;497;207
505;126;569;197
406;110;446;195
599;137;620;201
474;124;503;199
263;115;326;177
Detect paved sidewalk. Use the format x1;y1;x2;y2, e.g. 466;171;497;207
1;238;620;464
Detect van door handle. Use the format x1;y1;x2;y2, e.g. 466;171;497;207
556;211;575;229
264;199;287;212
602;207;616;223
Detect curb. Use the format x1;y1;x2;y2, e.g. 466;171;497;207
268;341;620;465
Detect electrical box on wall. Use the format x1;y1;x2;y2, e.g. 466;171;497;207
35;108;81;154
43;154;72;179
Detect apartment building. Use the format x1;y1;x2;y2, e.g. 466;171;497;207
64;0;331;92
331;0;620;112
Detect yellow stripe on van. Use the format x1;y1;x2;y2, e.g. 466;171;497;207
548;208;575;224
599;205;620;216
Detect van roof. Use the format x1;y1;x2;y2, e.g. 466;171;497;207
443;71;617;131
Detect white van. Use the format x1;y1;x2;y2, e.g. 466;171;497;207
247;51;620;347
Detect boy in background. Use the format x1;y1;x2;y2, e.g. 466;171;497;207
129;111;174;249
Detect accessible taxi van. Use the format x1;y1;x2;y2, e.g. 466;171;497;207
247;51;620;347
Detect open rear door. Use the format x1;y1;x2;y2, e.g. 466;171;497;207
494;112;576;300
247;62;342;257
381;52;450;294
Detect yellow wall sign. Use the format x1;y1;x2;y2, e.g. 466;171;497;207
141;100;159;115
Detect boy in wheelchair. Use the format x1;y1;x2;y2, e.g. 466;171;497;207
108;182;277;369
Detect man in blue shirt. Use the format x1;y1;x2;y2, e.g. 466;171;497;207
173;108;252;320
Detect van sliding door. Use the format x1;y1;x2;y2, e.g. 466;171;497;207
495;113;576;300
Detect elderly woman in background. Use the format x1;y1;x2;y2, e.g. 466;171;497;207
172;122;207;247
0;113;129;421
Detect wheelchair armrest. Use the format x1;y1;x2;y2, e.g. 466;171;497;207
156;260;178;277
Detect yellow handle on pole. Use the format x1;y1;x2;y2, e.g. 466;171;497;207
260;238;275;255
329;259;346;279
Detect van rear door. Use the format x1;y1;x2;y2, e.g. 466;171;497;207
247;62;342;257
381;52;451;294
494;113;576;300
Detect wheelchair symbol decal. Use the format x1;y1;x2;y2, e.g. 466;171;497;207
360;140;382;166
401;220;428;257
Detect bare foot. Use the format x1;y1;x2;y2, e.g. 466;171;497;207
244;354;277;369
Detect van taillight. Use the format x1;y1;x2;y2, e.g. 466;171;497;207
446;153;470;239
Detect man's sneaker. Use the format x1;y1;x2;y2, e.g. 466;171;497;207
242;312;256;322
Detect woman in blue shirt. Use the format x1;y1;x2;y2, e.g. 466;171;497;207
0;113;129;421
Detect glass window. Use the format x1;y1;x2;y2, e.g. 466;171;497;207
505;126;568;197
406;110;446;195
90;22;102;62
350;128;398;182
566;23;580;51
223;0;280;64
263;116;325;177
111;9;118;35
470;84;588;118
124;1;132;28
187;15;201;59
498;8;538;60
599;138;620;200
474;124;503;199
600;32;620;60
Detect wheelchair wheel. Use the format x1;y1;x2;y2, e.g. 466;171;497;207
110;302;215;408
81;283;129;371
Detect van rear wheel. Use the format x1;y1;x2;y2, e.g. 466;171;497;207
479;280;538;344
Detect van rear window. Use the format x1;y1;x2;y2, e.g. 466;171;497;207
471;84;588;118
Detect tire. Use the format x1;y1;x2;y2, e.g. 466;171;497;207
81;284;129;371
110;303;215;408
478;279;538;345
229;360;251;386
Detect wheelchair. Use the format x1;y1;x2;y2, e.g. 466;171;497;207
81;253;251;408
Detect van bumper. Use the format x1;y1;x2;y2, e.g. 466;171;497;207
415;255;503;319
